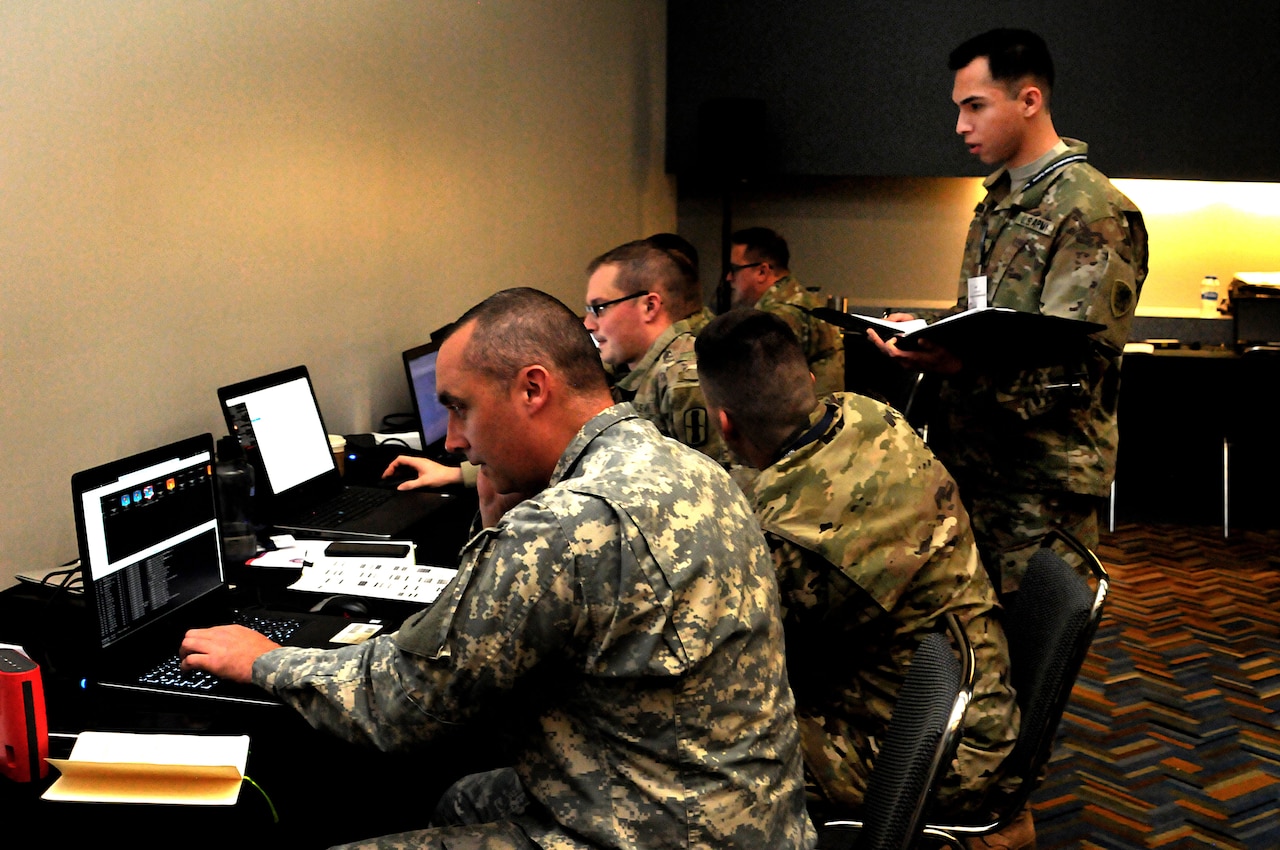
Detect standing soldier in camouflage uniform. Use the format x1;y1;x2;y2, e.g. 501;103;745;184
180;288;815;850
584;240;728;466
870;29;1148;600
696;309;1020;826
725;227;845;396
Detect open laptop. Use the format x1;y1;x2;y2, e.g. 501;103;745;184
217;365;453;539
401;338;454;462
72;434;374;707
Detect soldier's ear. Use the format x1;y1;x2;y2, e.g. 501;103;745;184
716;408;736;440
1019;83;1044;117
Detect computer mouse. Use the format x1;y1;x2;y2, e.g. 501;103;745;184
313;595;369;617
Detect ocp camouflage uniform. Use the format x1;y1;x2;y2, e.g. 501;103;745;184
748;393;1020;819
754;275;845;397
253;404;815;850
611;315;730;467
684;305;717;335
929;138;1148;594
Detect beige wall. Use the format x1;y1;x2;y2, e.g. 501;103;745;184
678;178;981;311
0;1;672;587
679;177;1280;315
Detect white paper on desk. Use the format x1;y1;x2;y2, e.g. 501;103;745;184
245;541;322;570
44;731;250;805
287;540;459;604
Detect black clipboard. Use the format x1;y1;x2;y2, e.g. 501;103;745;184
811;306;1105;365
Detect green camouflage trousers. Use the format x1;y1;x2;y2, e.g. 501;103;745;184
966;490;1102;597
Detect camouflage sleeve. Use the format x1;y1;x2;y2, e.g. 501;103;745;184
767;536;881;637
982;208;1138;422
1040;210;1143;354
252;638;448;750
252;501;588;751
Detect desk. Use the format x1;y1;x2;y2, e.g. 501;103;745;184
1114;348;1280;531
0;489;507;849
0;684;503;849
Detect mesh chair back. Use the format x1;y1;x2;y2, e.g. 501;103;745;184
854;629;966;850
1003;544;1104;784
922;529;1108;846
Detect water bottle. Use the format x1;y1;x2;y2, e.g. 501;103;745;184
1200;275;1220;318
215;436;259;563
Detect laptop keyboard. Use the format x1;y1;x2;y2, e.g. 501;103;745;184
304;487;393;527
137;611;304;691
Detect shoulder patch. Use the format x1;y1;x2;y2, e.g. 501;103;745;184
682;407;710;446
1111;279;1136;317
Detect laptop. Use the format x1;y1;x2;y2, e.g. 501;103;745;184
72;434;375;707
401;338;455;462
217;365;453;539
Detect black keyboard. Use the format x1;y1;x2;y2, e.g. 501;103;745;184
137;612;304;690
234;611;303;643
304;487;392;527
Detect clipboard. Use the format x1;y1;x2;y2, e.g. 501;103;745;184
811;306;1104;365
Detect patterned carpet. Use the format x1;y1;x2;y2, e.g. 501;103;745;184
1033;522;1280;849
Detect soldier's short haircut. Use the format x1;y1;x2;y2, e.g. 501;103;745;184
644;232;700;285
730;227;790;271
949;28;1054;104
586;240;702;320
451;287;609;394
696;308;815;449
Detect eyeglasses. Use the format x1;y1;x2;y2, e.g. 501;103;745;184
726;261;765;276
585;290;649;318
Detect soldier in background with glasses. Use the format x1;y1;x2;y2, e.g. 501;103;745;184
584;239;729;466
385;236;729;489
726;226;845;396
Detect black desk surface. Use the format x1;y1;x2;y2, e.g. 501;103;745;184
0;487;504;849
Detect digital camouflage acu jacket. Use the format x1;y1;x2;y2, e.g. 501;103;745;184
254;404;815;850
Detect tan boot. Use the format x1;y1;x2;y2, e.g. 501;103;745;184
964;804;1035;850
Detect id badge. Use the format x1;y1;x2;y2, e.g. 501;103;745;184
967;275;988;311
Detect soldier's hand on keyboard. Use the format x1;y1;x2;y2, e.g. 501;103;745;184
179;625;282;684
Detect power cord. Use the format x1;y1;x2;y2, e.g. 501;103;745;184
243;775;280;823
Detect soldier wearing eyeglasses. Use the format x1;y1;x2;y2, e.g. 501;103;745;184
725;227;845;396
583;239;729;466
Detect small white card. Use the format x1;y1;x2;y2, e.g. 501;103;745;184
967;275;988;311
330;622;384;644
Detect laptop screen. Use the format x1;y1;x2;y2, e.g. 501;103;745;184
222;371;335;495
403;342;450;450
74;435;224;651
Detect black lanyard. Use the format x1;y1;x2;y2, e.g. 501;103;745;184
779;402;838;460
977;153;1088;271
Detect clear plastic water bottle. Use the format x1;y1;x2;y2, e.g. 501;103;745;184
1200;275;1219;317
215;436;258;562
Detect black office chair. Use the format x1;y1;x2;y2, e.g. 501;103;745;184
922;528;1109;848
820;613;975;850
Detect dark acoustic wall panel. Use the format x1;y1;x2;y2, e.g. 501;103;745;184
668;1;1280;181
